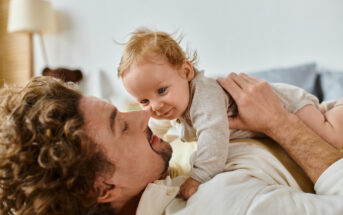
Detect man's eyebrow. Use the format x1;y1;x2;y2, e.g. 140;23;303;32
110;108;118;133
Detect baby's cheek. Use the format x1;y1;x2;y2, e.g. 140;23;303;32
143;107;156;117
141;105;150;111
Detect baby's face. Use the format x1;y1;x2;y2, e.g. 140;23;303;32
122;54;192;120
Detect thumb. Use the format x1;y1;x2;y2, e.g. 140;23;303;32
228;117;245;130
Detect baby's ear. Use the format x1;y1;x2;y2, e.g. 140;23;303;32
180;61;194;81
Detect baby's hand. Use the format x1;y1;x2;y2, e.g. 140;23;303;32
179;177;201;200
319;103;327;114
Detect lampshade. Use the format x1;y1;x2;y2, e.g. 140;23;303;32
7;0;56;33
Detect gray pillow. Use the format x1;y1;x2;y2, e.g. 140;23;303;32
248;63;321;100
320;71;343;102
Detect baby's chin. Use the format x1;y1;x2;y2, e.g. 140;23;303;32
152;115;178;120
152;113;182;121
151;108;183;120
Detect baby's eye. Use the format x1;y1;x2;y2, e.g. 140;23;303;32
158;87;167;94
140;99;149;105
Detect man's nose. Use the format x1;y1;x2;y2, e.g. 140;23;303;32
129;109;151;129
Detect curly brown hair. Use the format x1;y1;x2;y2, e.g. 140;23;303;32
0;77;115;215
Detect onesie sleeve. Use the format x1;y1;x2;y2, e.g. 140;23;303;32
270;83;320;113
188;75;230;183
148;118;173;139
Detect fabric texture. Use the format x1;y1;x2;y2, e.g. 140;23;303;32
320;98;343;112
319;71;343;102
136;139;343;215
179;71;231;183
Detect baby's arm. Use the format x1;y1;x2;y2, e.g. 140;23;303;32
269;83;343;149
148;118;173;139
179;76;230;199
296;104;343;149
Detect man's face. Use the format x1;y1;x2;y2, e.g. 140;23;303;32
79;96;172;201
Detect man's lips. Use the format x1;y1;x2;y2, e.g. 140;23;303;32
145;127;161;147
150;134;160;146
146;127;153;144
146;127;160;146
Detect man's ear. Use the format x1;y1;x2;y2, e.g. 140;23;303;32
95;179;120;203
179;60;194;81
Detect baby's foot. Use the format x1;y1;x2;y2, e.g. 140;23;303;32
179;177;201;200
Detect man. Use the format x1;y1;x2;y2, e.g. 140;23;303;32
0;75;342;215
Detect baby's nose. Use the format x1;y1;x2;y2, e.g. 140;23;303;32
152;102;163;111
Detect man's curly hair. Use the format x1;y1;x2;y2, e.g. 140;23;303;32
0;77;115;215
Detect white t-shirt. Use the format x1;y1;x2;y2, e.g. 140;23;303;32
136;140;343;215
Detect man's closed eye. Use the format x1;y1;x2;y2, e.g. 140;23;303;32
122;121;128;134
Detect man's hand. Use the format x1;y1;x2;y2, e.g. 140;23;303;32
217;73;290;136
179;177;201;200
218;72;343;183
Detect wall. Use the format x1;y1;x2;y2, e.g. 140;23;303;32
34;0;343;108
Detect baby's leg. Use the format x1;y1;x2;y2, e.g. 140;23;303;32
295;104;343;149
323;105;343;149
319;100;338;113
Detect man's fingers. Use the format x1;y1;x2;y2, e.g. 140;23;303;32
230;72;251;90
228;117;245;130
239;73;264;85
242;73;266;85
238;73;254;83
217;74;242;101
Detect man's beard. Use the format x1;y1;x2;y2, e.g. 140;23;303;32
151;139;172;179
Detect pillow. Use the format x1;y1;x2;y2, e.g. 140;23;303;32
320;71;343;102
248;63;321;101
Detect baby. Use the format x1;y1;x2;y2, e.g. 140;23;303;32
117;28;343;199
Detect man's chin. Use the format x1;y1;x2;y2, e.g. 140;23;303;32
161;139;173;161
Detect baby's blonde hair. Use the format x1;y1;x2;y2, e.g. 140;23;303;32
117;28;198;78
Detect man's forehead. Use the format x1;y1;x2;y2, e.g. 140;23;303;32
80;95;107;105
80;96;113;110
79;96;117;124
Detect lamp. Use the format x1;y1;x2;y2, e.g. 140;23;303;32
7;0;56;77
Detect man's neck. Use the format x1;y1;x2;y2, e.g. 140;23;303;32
115;192;142;215
116;171;170;214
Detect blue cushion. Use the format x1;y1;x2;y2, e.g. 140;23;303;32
320;71;343;102
248;63;321;100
